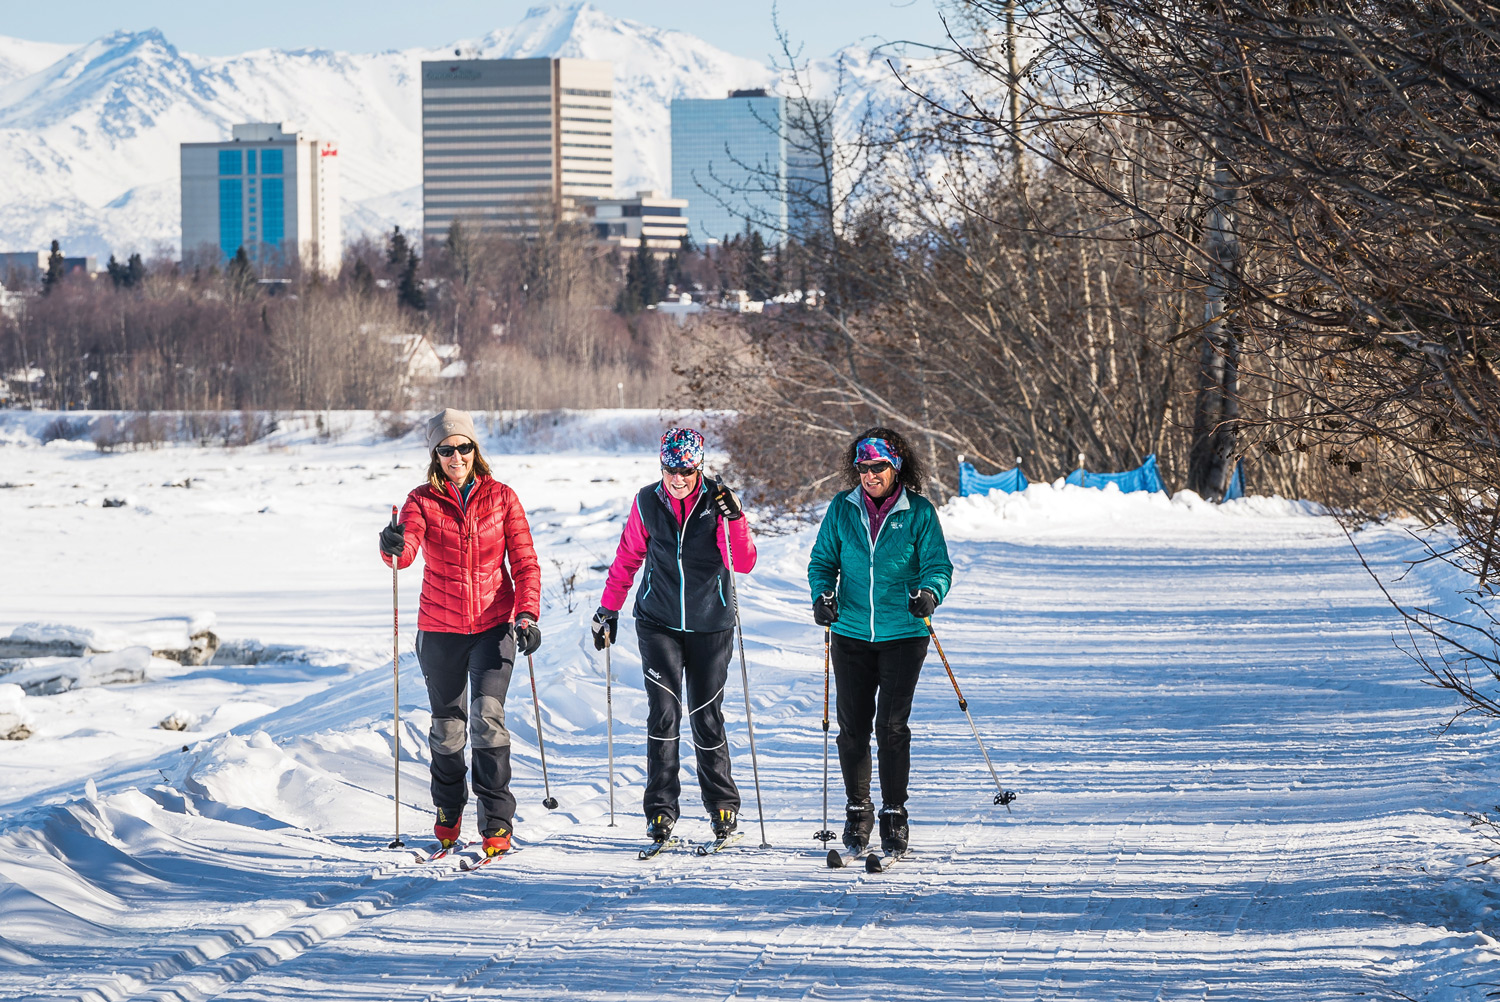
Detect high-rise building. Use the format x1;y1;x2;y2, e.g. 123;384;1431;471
421;57;613;238
670;90;831;246
180;123;341;275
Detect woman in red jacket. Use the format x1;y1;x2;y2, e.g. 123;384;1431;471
379;408;541;858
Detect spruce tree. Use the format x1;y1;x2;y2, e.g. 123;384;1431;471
106;254;125;288
398;247;426;311
41;240;64;295
125;252;146;288
387;226;409;269
746;230;772;301
226;246;256;299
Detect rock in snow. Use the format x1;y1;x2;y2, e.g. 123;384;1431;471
0;682;32;739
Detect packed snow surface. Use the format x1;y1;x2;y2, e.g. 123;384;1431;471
1;409;1497;1000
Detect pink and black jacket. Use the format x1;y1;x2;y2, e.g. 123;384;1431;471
602;478;756;633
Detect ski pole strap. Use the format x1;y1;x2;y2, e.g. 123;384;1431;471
924;617;968;712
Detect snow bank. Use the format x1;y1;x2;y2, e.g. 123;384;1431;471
2;615;218;663
0;408;725;457
941;481;1328;542
1;646;153;696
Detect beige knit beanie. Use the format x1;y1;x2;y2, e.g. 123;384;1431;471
425;408;479;451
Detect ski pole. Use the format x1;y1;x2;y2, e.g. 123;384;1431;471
604;634;616;827
720;494;771;848
923;617;1016;810
388;505;405;849
526;653;558;810
814;627;835;843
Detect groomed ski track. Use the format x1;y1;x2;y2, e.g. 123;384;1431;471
1;417;1497;1001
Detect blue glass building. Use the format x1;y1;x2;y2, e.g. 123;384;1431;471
180;123;341;274
670;90;832;246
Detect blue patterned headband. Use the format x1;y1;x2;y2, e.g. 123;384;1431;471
854;437;902;470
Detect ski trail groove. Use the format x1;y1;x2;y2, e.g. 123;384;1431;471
58;855;451;1002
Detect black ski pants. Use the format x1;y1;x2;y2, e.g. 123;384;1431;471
831;631;929;809
415;622;516;834
637;620;741;822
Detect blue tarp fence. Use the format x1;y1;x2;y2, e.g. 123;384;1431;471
1223;458;1245;501
958;462;1028;496
1064;454;1165;493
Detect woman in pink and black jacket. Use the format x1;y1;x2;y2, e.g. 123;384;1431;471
591;428;756;845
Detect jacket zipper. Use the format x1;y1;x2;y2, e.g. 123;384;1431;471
857;490;899;642
655;484;700;632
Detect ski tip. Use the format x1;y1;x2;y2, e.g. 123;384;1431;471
826;848;844;868
865;853;882;873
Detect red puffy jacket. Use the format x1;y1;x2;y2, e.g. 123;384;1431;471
382;476;541;634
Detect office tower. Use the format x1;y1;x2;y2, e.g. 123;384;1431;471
670;90;832;246
421;57;613;237
587;191;689;256
180;123;341;275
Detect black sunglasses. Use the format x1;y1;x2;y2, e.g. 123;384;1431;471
662;465;699;477
434;442;476;458
856;460;894;475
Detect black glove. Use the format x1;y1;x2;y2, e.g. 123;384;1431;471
379;521;405;557
813;591;838;627
908;588;937;619
514;614;541;656
591;606;619;651
712;483;744;520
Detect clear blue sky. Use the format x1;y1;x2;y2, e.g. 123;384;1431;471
3;0;956;63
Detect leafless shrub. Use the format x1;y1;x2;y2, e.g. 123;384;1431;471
40;416;90;443
92;412;167;452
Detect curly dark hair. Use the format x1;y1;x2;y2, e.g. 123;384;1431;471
842;427;927;494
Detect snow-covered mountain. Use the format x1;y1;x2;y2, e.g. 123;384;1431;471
0;3;790;260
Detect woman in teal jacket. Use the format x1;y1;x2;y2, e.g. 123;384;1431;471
807;427;953;857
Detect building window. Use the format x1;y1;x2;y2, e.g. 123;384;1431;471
218;150;242;176
262;148;284;174
219;178;243;259
262;177;285;249
247;149;257;174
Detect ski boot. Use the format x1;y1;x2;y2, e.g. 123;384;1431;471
878;804;909;856
434;806;462;848
481;825;512;857
711;809;738;840
646;813;676;843
843;800;874;854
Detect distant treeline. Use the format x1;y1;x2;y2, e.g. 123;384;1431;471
0;219;795;414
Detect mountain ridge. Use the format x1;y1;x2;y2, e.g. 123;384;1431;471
0;3;793;261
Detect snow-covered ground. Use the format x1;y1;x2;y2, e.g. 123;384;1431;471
1;410;1496;1001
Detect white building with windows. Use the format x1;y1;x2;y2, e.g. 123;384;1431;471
587;191;689;257
180;123;341;275
421;57;613;237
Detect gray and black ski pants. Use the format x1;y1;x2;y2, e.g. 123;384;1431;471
637;620;741;823
415;622;516;834
831;632;929;809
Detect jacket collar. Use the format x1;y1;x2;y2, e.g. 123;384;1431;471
844;485;908;515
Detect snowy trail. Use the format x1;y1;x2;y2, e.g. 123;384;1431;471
2;413;1498;1000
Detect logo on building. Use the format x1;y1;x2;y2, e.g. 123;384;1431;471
424;67;482;81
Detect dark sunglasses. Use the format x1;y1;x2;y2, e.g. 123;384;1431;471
856;461;894;475
434;442;476;458
662;465;699;477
